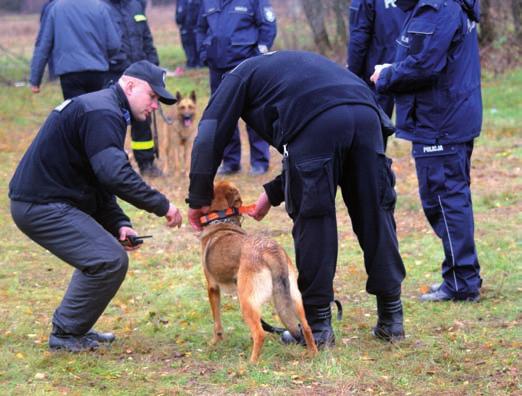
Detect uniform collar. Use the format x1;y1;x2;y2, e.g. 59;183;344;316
112;84;132;124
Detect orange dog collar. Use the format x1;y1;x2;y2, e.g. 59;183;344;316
199;204;256;226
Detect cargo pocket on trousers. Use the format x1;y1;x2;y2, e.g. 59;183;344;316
379;154;397;211
295;156;335;217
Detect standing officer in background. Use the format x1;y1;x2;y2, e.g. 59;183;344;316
30;0;120;99
348;0;405;149
187;51;406;347
176;0;203;68
10;61;183;352
196;0;277;175
371;0;482;302
104;0;163;178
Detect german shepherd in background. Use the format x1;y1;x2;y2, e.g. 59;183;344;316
160;91;197;175
199;181;318;362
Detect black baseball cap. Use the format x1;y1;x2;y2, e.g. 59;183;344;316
123;60;176;105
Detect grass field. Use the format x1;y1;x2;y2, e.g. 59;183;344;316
0;5;521;396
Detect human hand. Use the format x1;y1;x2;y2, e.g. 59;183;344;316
118;226;140;251
248;191;271;221
188;206;209;231
370;63;392;84
165;203;183;228
31;85;40;94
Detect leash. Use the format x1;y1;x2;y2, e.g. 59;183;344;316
151;110;160;159
199;204;256;226
158;103;173;125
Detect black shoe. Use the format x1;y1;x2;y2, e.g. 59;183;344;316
372;295;405;342
86;329;116;343
281;304;335;349
140;163;163;178
216;164;240;175
420;289;480;302
249;166;268;176
49;325;99;352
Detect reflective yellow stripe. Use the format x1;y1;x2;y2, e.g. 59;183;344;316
131;140;154;150
134;14;147;22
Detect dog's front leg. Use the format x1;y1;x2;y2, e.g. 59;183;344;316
207;285;224;344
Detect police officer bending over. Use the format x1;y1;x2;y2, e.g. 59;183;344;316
187;51;406;347
9;61;183;352
371;0;482;302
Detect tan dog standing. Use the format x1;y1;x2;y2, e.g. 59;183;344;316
159;91;197;175
199;181;318;363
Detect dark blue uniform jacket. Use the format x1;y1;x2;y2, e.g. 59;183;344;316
376;0;482;144
9;85;169;236
196;0;277;70
348;0;406;84
176;0;201;31
30;0;121;86
104;0;159;73
187;50;393;207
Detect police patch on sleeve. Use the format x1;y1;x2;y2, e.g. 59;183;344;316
263;7;275;22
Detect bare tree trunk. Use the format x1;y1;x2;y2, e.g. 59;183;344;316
479;0;495;45
333;0;349;46
513;0;522;41
301;0;332;54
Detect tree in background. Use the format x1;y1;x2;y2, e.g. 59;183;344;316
300;0;349;55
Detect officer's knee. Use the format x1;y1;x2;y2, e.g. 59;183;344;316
102;250;129;281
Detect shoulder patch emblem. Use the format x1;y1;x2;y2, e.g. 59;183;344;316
54;99;72;112
263;7;275;22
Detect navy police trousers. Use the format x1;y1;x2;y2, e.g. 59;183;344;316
412;141;482;297
10;200;128;335
284;104;405;306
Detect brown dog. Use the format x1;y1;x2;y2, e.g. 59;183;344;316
159;91;197;175
199;181;318;362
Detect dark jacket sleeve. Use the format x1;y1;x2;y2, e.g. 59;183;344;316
92;190;132;236
175;0;186;26
188;74;247;208
256;0;277;49
263;174;284;207
376;7;459;94
90;148;170;216
30;8;54;86
142;20;160;65
102;4;122;60
347;0;373;77
196;4;208;63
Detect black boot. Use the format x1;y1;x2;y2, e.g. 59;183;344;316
49;324;99;352
139;161;163;178
86;329;116;343
372;295;405;342
281;304;335;349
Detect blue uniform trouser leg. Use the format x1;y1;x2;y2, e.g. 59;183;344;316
285;105;405;306
412;141;481;297
180;30;198;67
10;200;128;335
246;125;270;169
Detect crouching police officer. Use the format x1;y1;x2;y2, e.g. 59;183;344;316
9;61;183;352
371;0;482;302
187;51;406;347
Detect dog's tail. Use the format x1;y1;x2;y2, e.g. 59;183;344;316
263;245;302;338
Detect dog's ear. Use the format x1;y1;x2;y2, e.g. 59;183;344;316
176;91;182;102
190;90;196;103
